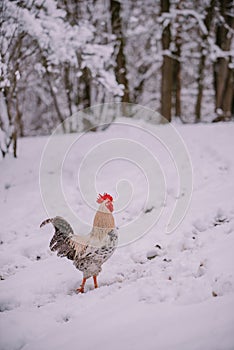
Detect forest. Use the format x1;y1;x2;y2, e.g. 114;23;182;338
0;0;233;157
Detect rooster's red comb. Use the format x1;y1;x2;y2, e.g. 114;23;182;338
97;193;113;203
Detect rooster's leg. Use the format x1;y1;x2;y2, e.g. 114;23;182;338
77;278;86;293
93;275;98;289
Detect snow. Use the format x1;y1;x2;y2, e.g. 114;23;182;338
1;119;234;350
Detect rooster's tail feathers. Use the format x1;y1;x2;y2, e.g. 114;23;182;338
40;216;74;236
40;218;52;228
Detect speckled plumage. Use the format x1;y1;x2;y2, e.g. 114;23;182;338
40;204;118;281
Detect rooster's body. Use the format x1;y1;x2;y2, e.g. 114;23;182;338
40;193;117;292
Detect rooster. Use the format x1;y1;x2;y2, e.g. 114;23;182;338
40;193;117;293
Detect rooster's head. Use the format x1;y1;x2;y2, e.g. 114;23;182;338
97;193;114;213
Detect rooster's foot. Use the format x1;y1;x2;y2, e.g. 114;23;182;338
76;277;86;294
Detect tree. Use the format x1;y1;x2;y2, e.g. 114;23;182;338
0;0;31;157
110;0;130;103
0;0;124;158
160;0;173;122
172;0;183;119
195;0;215;122
213;0;234;121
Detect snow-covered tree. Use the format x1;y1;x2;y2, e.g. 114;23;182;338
0;0;123;156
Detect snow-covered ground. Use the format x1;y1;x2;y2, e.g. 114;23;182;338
1;119;234;350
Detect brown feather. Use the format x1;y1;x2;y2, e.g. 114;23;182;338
93;211;115;229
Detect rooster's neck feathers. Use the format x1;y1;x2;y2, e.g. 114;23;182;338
91;208;115;240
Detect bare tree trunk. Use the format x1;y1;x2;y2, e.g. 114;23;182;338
15;89;24;137
82;67;91;108
213;0;234;121
110;0;130;103
76;50;91;111
222;57;234;115
3;86;18;157
175;67;181;118
195;54;206;122
12;129;17;158
160;0;173;122
64;64;73;117
46;71;66;132
195;0;215;122
173;0;183;118
64;63;74;132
